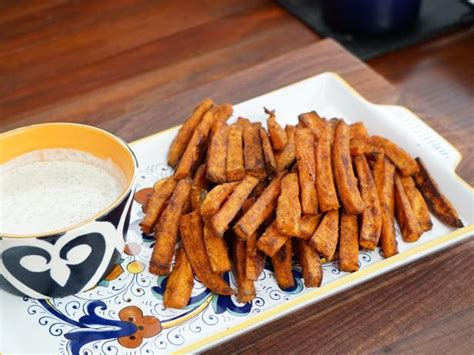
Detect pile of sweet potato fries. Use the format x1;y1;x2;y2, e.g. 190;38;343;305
139;98;463;309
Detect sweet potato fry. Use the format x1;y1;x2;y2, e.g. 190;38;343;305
276;173;301;236
211;175;259;236
233;235;256;303
316;122;339;212
400;175;433;231
206;121;229;183
309;209;339;261
168;98;213;167
234;172;284;239
203;221;232;273
265;108;287;150
373;157;398;257
372;136;418;176
242;122;267;180
350;138;384;157
163;247;194;309
256;221;289;257
150;178;192;275
226;124;246;181
297;214;322;240
394;173;423;242
271;239;295;289
200;182;238;219
413;158;463;228
350;122;370;142
354;155;382;250
180;212;234;295
210;103;233;128
338;213;359;272
298;111;326;140
332;120;365;215
245;232;260;280
190;164;208;211
259;127;277;176
275;125;296;171
139;177;177;234
295;128;318;214
297;240;323;287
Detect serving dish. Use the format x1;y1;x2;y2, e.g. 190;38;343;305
1;72;472;354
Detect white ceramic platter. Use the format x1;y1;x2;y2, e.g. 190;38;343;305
1;72;472;355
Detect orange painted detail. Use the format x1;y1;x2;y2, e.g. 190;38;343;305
118;306;162;348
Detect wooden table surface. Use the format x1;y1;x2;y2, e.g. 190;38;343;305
1;1;473;353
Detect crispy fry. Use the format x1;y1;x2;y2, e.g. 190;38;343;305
276;173;301;236
350;138;384;157
316;122;339;212
309;209;339;260
400;175;433;231
245;232;260;280
338;213;359;272
203;221;232;273
256;221;289;257
295;128;318;214
394;173;423;242
150;178;192;276
211;175;259;236
298;111;326;140
210;103;233;128
298;214;322;240
350;122;370;141
296;240;323;287
242;122;267;180
413;158;463;228
265;108;287;150
200;182;238;219
163;247;194;309
259;127;277;176
206;121;229;183
372;136;418;176
373;156;398;257
139;177;177;234
255;250;266;279
190;164;208;211
275;126;296;171
234;172;284;240
168;98;214;167
226;124;246;181
180;212;234;295
233;235;256;303
271;239;295;289
354;155;382;250
332;120;365;215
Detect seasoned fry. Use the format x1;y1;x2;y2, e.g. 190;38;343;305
316;122;339;212
190;164;208;211
350;122;370;141
372;136;418;176
259;127;277;176
139;177;177;234
338;213;359;272
234;172;284;239
413;158;463;228
400;175;433;231
309;209;339;261
233;235;256;303
245;232;260;280
211;175;259;236
180;212;234;295
354;155;382;250
226;124;246;181
203;221;232;273
298;111;326;140
210;103;233;128
150;178;192;276
394;173;423;242
271;239;295;289
276;173;301;236
200;182;238;219
332;120;365;215
168;98;213;167
256;221;289;257
373;156;398;257
163;247;194;309
242;122;267;179
295;128;318;214
298;214;322;240
275;126;296;171
265;108;287;150
206;121;229;183
296;240;323;287
350;138;384;157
